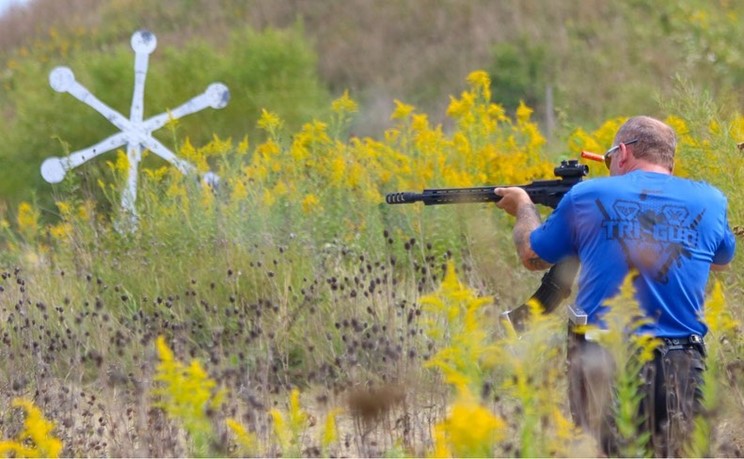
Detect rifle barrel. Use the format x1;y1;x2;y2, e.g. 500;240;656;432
386;187;500;205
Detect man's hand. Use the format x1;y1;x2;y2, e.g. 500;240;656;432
494;187;532;216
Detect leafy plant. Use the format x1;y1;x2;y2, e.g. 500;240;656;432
0;399;63;458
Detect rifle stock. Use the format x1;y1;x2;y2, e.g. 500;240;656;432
500;257;579;332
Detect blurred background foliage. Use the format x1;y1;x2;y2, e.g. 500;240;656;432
0;0;743;208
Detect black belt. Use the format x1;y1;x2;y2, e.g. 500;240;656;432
659;334;705;356
660;335;703;346
569;329;705;352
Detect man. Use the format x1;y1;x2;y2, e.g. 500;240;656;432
494;116;736;455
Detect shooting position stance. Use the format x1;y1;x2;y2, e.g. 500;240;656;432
494;116;735;456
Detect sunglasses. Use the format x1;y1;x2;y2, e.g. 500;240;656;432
604;139;639;169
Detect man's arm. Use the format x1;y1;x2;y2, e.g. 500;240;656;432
710;263;729;272
495;187;552;271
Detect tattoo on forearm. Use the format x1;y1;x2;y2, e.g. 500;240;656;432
513;203;551;270
513;204;540;250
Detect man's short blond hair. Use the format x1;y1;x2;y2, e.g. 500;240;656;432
614;116;677;171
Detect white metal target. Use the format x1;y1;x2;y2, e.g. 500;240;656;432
41;29;228;230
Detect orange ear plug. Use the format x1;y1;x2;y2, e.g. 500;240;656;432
581;150;604;162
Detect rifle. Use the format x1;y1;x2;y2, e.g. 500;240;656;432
385;159;589;331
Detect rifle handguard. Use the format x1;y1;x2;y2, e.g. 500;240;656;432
385;160;588;209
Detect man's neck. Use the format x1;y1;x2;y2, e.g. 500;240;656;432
625;160;672;175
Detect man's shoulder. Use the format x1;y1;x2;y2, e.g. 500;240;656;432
670;176;728;201
566;175;617;198
570;173;728;202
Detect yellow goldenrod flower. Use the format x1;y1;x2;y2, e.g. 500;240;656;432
237;135;250;155
143;166;170;182
730;114;744;140
288;389;308;431
689;9;709;27
49;222;72;241
0;398;63;458
432;391;505;458
703;280;738;335
421;261;497;397
390;99;415;120
153;336;225;457
262;189;276;207
329;157;346;184
202;134;233;158
411;113;429;134
331;90;358;114
446;95;466;119
78;200;94;221
257;139;281;160
321;408;342;452
54;200;71;217
105;149;129;178
290;141;309;162
431;424;453;458
165;178;188;204
446;91;475;120
273;181;289;198
270;388;308;457
303;120;331;146
487;103;508;122
301;193;321;214
17;202;39;236
467;70;492;102
257;108;282;133
230;178;248;201
226;418;257;455
515;100;533;123
665;115;690;137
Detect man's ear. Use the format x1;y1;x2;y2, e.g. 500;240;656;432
617;143;629;167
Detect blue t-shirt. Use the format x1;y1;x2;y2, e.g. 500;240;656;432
530;171;736;338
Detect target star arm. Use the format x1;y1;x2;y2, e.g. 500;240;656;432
64;132;129;168
40;132;129;183
143;83;230;132
60;81;132;133
140;136;197;176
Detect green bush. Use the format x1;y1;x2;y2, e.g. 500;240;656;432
0;24;330;208
488;38;552;116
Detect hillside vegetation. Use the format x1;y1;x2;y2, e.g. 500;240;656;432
0;1;743;457
1;0;743;206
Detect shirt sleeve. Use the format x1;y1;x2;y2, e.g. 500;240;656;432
713;212;736;265
529;190;576;264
